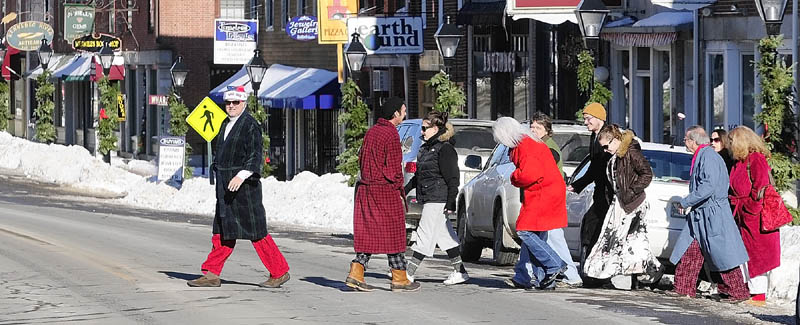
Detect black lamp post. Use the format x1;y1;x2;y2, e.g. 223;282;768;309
434;16;462;72
755;0;788;36
98;43;114;78
170;56;189;90
37;39;53;71
575;0;610;52
246;49;268;100
344;33;368;81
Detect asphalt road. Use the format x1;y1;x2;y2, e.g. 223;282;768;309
0;173;795;324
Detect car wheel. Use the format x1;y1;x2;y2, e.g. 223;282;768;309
457;203;482;262
492;205;518;266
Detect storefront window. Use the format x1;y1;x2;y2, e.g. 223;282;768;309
660;51;671;144
476;77;491;120
742;54;755;129
513;76;528;121
709;54;724;129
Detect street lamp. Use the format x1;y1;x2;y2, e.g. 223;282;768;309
37;39;53;70
434;16;462;71
344;33;367;81
575;0;610;49
754;0;788;36
98;43;114;78
170;56;189;89
246;49;268;99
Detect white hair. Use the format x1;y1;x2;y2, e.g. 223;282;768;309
492;117;540;148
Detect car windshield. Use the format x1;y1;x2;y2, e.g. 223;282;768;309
642;149;692;183
552;133;591;165
452;126;495;152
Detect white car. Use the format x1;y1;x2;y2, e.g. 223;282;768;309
458;136;692;267
456;124;592;265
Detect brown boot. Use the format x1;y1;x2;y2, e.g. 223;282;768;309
259;272;290;288
187;272;221;287
345;262;373;292
391;269;421;292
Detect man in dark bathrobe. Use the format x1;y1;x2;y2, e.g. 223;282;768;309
188;86;290;288
345;97;419;292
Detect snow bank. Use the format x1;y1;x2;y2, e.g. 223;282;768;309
0;131;354;232
768;226;800;305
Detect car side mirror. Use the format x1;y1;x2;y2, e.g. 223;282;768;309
465;155;482;170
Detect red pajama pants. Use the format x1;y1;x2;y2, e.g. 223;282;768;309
200;234;289;278
673;240;749;299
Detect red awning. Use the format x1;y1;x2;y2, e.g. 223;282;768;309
90;55;125;82
2;42;21;81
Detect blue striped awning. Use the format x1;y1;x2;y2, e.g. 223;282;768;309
209;64;339;109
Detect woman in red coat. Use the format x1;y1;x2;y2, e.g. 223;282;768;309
493;117;567;290
728;126;781;306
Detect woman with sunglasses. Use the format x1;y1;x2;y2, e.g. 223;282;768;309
711;128;735;173
403;111;469;285
583;124;662;289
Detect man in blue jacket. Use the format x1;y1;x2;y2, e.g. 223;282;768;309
669;126;749;302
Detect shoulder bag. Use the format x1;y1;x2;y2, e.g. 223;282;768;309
746;159;793;232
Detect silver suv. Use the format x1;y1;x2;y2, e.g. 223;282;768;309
398;119;496;237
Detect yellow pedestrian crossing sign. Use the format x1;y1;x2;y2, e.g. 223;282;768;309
187;97;227;142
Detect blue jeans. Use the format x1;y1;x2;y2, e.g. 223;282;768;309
546;228;581;284
512;231;567;288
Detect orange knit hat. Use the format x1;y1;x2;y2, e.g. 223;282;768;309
582;102;607;121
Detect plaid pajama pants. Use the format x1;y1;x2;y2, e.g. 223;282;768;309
353;252;407;270
674;240;749;299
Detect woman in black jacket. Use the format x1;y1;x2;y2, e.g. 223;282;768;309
403;111;469;285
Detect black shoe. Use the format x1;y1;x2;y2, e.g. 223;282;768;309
538;265;568;289
504;278;531;289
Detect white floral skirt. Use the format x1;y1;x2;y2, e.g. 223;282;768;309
583;200;662;281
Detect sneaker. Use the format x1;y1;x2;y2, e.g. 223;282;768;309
443;271;469;285
187;273;221;287
504;278;531;289
259;272;290;288
538;265;568;289
556;281;583;289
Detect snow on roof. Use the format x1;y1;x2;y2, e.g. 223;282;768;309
632;11;694;28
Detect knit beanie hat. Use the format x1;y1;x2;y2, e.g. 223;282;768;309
583;102;607;121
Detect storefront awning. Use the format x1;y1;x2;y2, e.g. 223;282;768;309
27;54;73;79
210;64;339;109
457;1;506;25
506;0;579;24
49;53;125;82
602;11;693;47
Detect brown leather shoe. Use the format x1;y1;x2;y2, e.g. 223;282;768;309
345;262;373;292
187;272;221;287
259;272;290;288
390;269;421;292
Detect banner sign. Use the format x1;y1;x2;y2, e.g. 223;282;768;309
317;0;358;44
64;4;95;42
5;21;55;51
481;52;517;73
148;95;169;106
73;33;122;52
157;136;186;182
214;19;258;65
346;17;423;55
286;16;318;41
117;94;126;122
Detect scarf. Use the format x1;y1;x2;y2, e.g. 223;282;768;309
690;144;709;174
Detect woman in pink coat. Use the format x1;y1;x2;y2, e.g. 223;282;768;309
727;126;781;307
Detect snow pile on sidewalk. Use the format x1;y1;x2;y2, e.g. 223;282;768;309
0;131;355;232
769;226;800;305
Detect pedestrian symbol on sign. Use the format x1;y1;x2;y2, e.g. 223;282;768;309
202;109;214;132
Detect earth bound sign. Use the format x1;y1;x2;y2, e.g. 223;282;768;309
73;34;122;52
346;17;422;55
286;16;318;41
64;4;95;42
5;21;55;51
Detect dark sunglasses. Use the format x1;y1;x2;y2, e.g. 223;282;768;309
225;100;242;106
601;144;610;150
711;137;721;143
421;125;432;131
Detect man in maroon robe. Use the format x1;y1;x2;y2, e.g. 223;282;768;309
345;97;419;292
